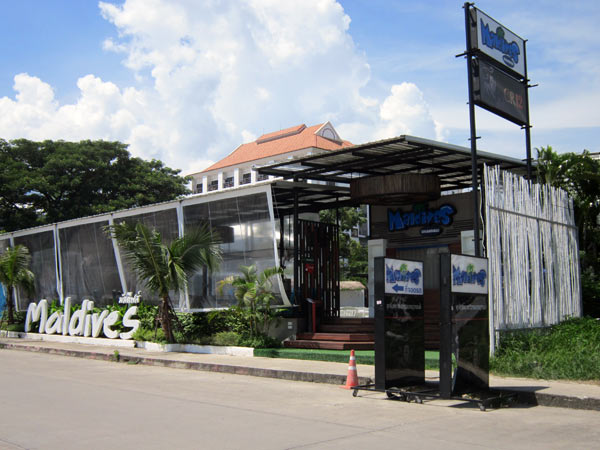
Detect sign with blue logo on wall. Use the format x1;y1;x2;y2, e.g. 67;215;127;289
450;254;488;294
384;258;424;296
471;7;525;78
388;203;456;237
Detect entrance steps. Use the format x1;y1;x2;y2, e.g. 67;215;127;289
284;318;375;350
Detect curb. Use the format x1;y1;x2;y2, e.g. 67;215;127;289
496;388;600;411
0;341;372;387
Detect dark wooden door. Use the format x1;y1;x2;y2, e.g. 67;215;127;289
297;219;340;319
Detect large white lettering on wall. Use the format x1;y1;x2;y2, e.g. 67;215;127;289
25;297;140;340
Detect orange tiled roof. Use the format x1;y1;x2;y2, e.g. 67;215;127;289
202;123;353;172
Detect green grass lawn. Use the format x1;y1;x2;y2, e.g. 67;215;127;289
254;348;441;370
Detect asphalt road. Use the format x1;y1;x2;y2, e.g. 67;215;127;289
0;350;598;450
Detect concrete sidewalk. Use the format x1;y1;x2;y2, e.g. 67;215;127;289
1;336;599;411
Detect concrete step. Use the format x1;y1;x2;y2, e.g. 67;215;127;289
322;318;374;325
318;324;374;333
296;332;374;342
284;340;374;350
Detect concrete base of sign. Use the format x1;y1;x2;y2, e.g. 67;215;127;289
1;331;136;348
1;331;255;357
136;341;254;357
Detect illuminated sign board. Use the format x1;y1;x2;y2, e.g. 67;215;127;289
388;203;456;236
450;254;488;294
470;7;525;78
384;258;423;296
473;58;528;126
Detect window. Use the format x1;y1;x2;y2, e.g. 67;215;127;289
257;173;269;181
224;176;234;188
241;173;251;185
208;180;219;192
195;183;203;194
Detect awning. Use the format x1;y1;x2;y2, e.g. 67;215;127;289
259;135;529;216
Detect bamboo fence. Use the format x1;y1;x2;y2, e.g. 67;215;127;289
484;165;581;352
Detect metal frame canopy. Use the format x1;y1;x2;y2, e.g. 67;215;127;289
258;135;529;214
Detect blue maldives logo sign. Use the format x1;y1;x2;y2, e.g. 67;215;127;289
453;263;487;288
388;203;456;237
450;255;488;294
480;21;520;69
385;259;423;295
474;7;525;77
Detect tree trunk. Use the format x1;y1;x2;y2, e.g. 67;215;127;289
160;296;175;343
5;287;15;325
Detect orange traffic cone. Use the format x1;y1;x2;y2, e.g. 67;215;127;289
341;349;359;389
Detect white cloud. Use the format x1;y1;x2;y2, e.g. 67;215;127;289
0;0;448;174
338;83;444;144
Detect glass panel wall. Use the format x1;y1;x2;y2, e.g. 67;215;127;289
59;220;122;307
14;231;58;309
5;185;280;311
184;192;280;309
116;208;180;306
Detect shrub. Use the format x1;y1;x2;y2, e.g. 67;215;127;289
132;326;167;343
582;269;600;318
211;331;241;346
136;302;159;330
491;317;600;380
238;333;281;349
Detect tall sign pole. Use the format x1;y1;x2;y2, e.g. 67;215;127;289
523;40;533;180
461;3;532;254
464;2;481;257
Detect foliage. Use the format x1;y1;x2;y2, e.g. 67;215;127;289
217;265;284;338
106;221;222;343
132;326;167;344
0;245;35;324
0;322;24;332
211;331;241;346
237;333;281;349
0;139;190;232
136;302;159;331
536;147;600;271
536;146;600;317
319;207;368;283
490;317;600;380
582;269;600;317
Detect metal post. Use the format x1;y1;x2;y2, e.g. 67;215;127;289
293;184;299;306
523;40;533;180
464;2;481;257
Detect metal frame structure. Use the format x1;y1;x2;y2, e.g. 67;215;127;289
258;135;528;197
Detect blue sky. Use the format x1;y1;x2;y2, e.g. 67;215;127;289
1;0;598;173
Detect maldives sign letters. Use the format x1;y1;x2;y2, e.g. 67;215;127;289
471;7;525;78
384;258;423;296
25;297;140;340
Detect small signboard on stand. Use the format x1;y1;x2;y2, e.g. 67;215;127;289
440;254;489;397
374;257;425;390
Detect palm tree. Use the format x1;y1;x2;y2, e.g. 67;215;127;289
106;222;221;343
0;245;35;325
217;265;283;337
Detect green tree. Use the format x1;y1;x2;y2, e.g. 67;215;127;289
536;146;600;316
0;139;190;232
319;207;368;283
536;146;600;271
217;265;283;338
0;245;35;325
106;222;221;343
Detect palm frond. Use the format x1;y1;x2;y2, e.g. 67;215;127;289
0;245;35;294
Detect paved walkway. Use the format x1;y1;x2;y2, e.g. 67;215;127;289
1;337;599;411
